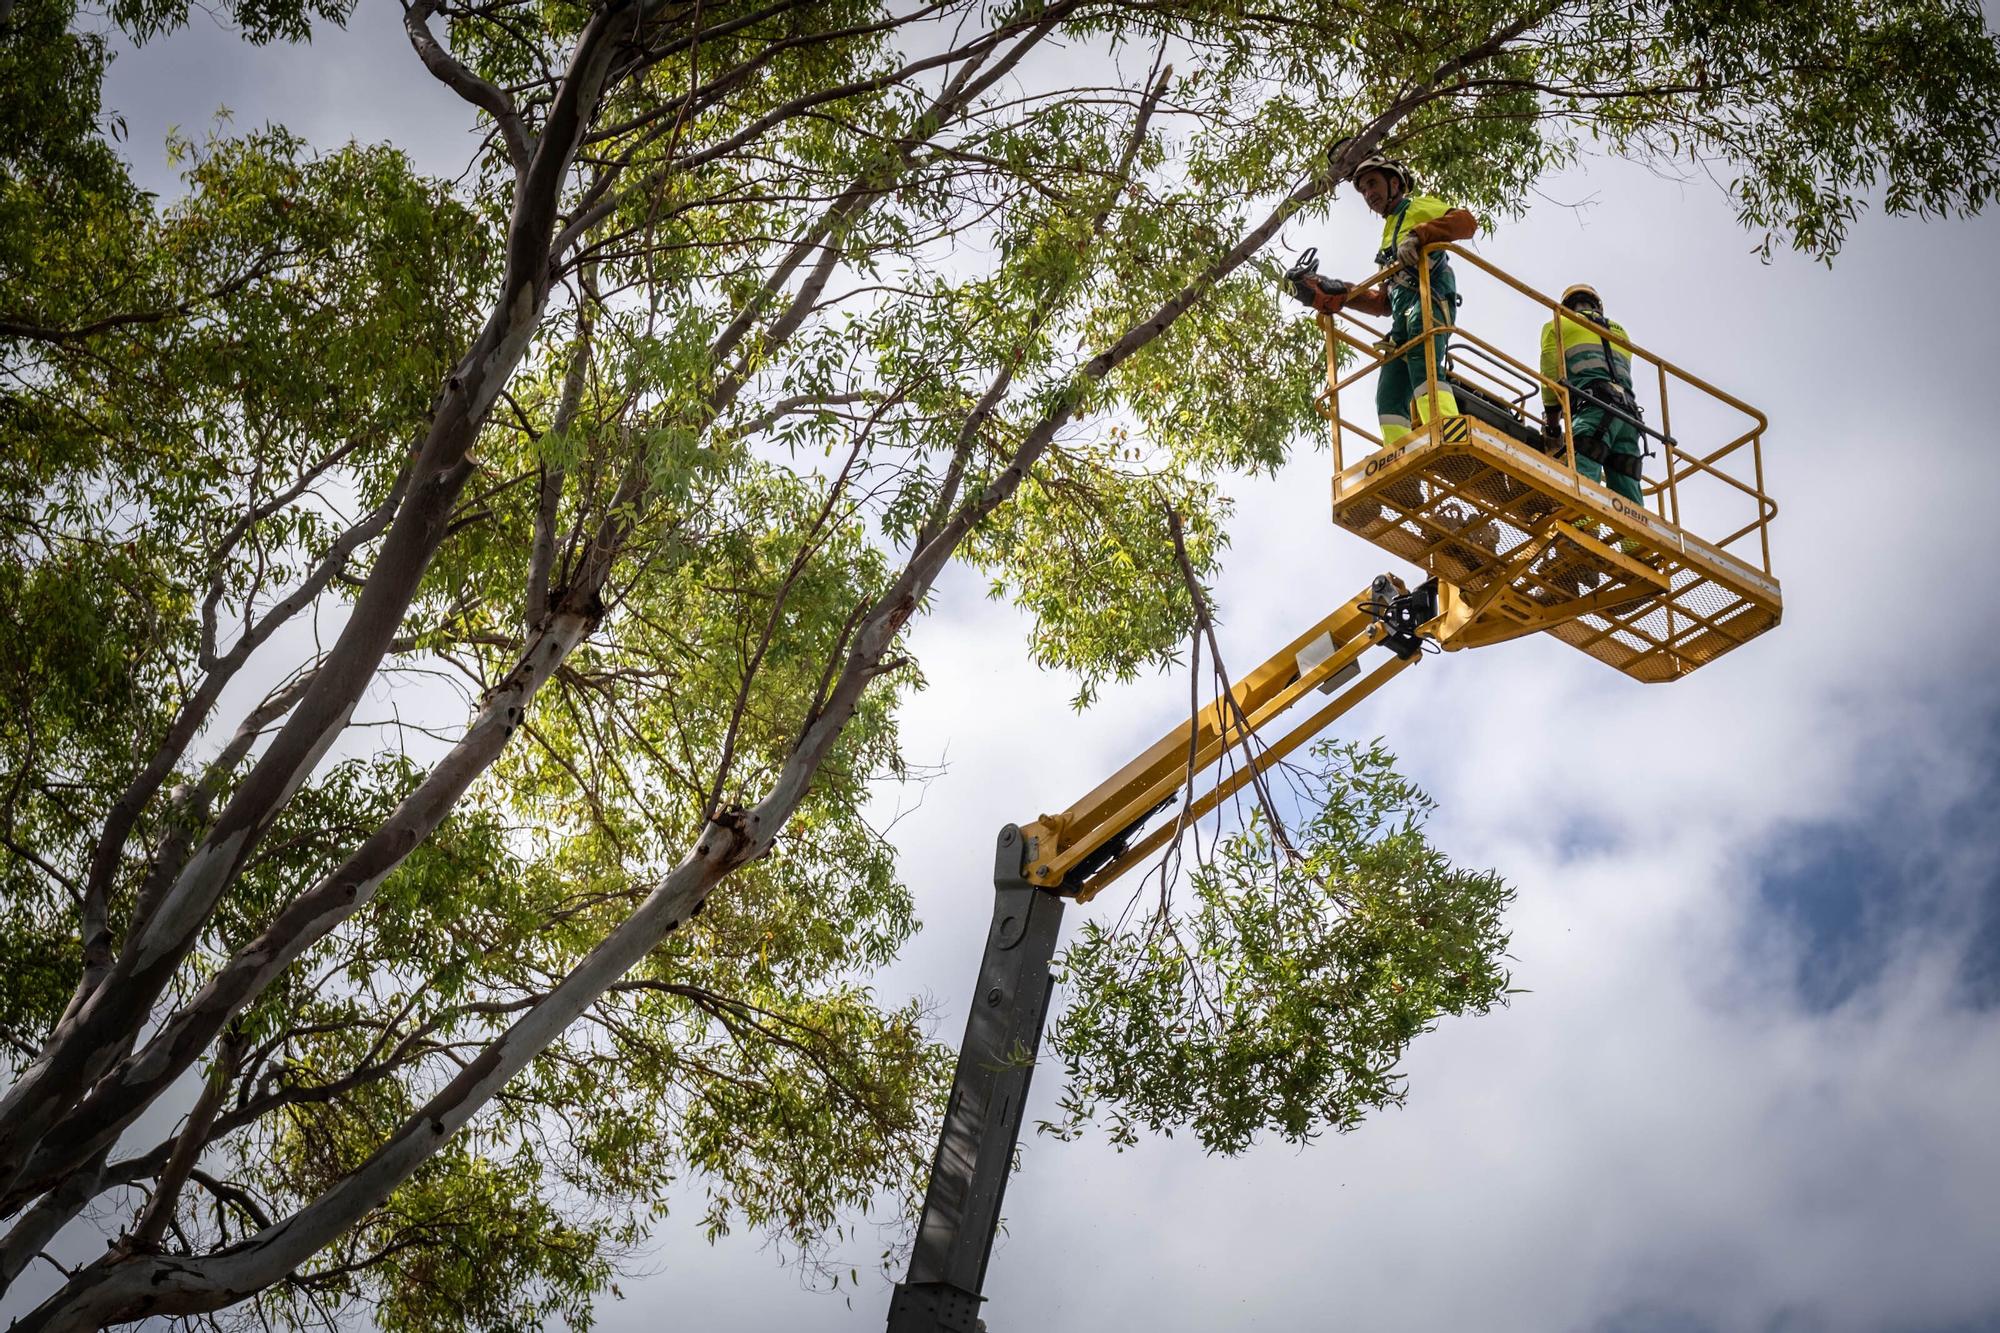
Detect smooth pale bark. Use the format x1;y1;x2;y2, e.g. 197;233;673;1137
0;0;644;1214
63;470;402;1022
0;23;1029;1273
0;1150;105;1289
6;610;596;1211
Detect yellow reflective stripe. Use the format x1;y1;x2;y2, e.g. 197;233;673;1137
1415;391;1458;423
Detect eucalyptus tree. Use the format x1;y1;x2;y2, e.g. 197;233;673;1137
3;0;1997;1326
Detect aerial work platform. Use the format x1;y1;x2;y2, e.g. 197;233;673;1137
1317;245;1781;682
890;244;1786;1333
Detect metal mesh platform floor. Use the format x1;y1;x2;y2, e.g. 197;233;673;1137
1331;416;1782;682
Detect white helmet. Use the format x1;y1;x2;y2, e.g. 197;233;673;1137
1348;153;1413;194
1326;138;1415;194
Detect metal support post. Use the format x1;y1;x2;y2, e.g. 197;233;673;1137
888;825;1067;1333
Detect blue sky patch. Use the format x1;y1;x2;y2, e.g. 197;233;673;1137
1752;711;2000;1012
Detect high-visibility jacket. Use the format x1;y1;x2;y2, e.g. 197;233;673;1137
1377;194;1466;305
1378;194;1461;255
1540;308;1633;413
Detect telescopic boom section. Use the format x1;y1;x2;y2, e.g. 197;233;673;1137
887;574;1454;1333
1019;575;1446;902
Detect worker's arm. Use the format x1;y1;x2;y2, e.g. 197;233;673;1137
1393;200;1479;266
1409;207;1478;247
1341;285;1392;317
1359;205;1479;314
1291;274;1350;316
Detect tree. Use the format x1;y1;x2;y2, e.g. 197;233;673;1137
2;0;1996;1326
1050;742;1517;1155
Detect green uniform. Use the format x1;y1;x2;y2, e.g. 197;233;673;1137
1376;194;1460;442
1541;309;1643;504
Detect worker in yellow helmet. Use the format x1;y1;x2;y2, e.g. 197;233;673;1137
1540;284;1644;505
1292;151;1479;445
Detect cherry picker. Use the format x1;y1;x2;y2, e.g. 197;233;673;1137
887;246;1781;1332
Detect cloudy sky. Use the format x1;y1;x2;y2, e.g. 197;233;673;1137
28;5;2000;1330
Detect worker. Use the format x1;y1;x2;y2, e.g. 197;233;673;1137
1540;284;1644;505
1291;150;1479;445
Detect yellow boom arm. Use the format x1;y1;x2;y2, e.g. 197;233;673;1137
1018;574;1471;903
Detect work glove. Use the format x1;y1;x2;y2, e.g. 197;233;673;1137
1288;273;1349;314
1395;231;1424;267
1539;412;1565;451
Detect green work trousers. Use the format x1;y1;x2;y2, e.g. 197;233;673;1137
1573;401;1643;505
1377;283;1457;440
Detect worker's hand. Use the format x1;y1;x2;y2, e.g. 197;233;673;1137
1288;273;1349;314
1395;232;1424;267
1312;277;1351;314
1540;412;1565;449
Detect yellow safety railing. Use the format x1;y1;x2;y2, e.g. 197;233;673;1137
1315;243;1777;579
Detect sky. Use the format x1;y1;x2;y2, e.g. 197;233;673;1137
19;4;2000;1331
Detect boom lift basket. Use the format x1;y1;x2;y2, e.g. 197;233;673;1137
1318;245;1782;682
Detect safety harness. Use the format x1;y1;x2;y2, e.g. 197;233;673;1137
1565;310;1645;480
1376;198;1462;312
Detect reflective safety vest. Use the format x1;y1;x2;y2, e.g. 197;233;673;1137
1540;309;1632;411
1377;194;1460;302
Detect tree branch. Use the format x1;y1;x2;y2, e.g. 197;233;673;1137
0;0;646;1218
0;253;285;346
63;471;407;1033
526;277;595;634
403;0;532;174
123;1033;239;1255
